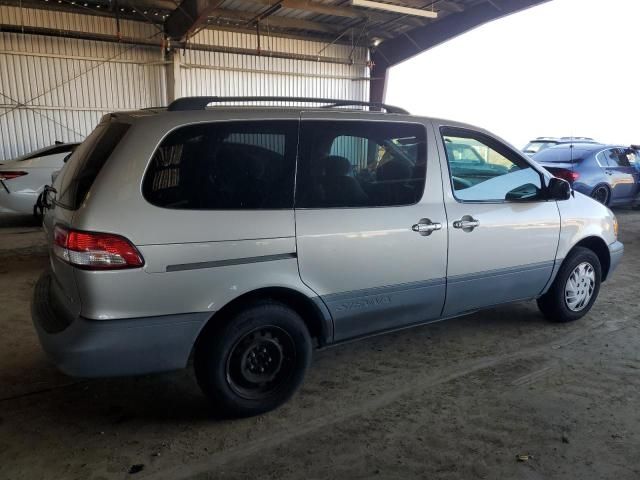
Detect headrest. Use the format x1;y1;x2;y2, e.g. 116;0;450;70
324;155;352;176
377;160;411;181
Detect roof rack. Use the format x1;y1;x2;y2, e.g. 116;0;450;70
166;96;409;114
559;136;594;141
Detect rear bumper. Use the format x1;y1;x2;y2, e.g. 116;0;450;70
607;241;624;280
0;187;36;214
31;272;210;377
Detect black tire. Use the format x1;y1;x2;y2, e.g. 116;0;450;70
537;247;602;323
194;301;312;417
590;185;610;206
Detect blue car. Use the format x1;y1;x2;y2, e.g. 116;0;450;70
522;136;599;156
533;143;639;206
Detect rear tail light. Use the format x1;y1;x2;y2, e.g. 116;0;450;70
0;171;28;181
53;225;144;270
552;168;580;183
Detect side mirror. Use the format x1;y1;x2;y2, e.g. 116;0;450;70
547;177;572;201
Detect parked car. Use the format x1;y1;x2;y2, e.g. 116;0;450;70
32;97;623;417
0;142;79;215
631;145;640;172
533;143;640;206
522;137;598;156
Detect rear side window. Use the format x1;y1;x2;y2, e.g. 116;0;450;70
602;148;633;167
143;121;297;209
57;122;129;210
296;121;426;208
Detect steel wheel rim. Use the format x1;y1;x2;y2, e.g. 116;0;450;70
591;187;609;205
564;262;595;312
225;326;296;400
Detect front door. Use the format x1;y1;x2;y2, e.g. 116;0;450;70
294;113;448;341
436;125;561;317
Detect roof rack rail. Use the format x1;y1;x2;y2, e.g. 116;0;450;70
166;96;409;114
559;136;594;141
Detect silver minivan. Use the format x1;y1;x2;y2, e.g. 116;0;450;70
32;97;624;417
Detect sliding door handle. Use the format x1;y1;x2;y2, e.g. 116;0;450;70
412;219;442;236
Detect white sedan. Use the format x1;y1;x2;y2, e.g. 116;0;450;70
0;143;79;215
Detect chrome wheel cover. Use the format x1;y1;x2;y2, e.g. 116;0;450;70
564;262;595;312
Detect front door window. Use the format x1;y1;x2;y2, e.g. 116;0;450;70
442;129;543;202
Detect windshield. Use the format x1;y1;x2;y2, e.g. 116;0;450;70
523;141;557;154
445;141;486;164
533;146;590;163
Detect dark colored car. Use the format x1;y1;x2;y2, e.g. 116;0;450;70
523;137;598;156
533;143;639;206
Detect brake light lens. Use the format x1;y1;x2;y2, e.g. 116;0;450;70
53;225;144;270
552;168;580;183
0;171;28;180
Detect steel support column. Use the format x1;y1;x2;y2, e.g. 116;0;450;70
166;50;182;102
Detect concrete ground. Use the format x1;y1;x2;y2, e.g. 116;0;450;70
0;211;639;480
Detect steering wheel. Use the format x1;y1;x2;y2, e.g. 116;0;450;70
452;175;473;190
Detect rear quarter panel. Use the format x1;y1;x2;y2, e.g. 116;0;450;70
574;155;608;196
69;111;317;322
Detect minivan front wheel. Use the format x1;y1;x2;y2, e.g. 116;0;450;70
537;247;602;323
195;301;312;417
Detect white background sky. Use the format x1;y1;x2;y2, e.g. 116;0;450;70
386;0;639;149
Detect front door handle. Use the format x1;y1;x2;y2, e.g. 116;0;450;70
453;216;480;232
412;218;442;236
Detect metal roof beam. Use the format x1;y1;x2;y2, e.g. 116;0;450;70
206;8;345;34
165;0;220;40
242;0;406;23
0;23;364;64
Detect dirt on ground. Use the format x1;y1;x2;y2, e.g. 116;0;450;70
0;211;639;480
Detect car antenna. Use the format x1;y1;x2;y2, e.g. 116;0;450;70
569;129;575;175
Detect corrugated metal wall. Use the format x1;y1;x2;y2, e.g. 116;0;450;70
0;5;370;161
0;6;166;160
182;29;369;103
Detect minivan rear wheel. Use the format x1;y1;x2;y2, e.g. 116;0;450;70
537;247;601;323
194;301;312;417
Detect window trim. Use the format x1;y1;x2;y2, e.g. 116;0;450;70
595;149;612;168
608;147;633;168
141;119;300;211
54;122;130;210
440;126;549;205
294;119;429;210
